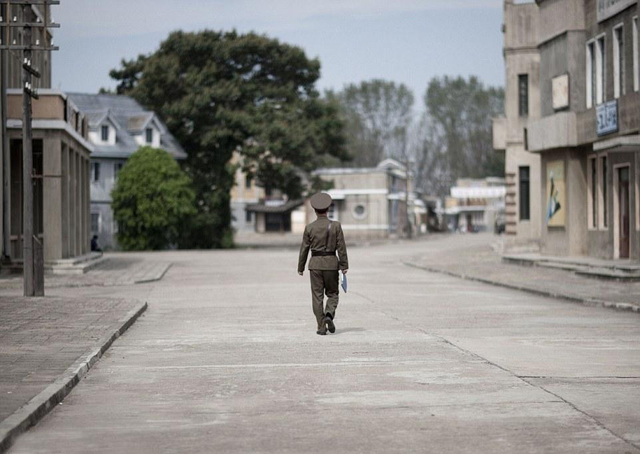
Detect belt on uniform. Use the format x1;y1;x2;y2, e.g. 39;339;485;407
312;251;336;257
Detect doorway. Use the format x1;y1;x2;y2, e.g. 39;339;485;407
614;165;630;259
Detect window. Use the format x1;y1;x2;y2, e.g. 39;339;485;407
91;162;100;182
519;166;530;221
101;125;109;142
91;213;100;233
145;127;153;144
587;41;597;108
245;211;252;223
518;74;529;117
596;35;606;105
613;24;624;99
601;155;608;228
245;175;252;189
353;204;367;220
114;162;124;180
589;157;597;228
634;17;639;92
327;203;338;221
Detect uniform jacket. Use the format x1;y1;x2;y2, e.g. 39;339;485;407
298;216;349;272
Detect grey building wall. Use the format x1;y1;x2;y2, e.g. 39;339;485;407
90;158;125;250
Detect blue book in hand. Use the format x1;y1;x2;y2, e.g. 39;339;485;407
341;272;347;293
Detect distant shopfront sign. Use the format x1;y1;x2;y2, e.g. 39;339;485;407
598;0;637;22
596;100;618;136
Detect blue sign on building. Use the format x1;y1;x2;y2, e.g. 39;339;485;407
596;100;618;136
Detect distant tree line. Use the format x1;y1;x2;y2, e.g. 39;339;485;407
327;77;505;197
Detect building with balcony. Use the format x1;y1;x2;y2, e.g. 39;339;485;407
493;0;542;248
311;159;424;239
495;0;640;261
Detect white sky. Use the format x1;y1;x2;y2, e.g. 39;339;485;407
53;0;504;105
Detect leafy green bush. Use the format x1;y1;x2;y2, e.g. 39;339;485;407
112;147;196;250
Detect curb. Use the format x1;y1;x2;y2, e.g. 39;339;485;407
403;262;640;314
134;262;172;284
0;301;148;453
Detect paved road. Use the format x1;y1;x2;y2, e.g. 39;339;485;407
8;240;640;453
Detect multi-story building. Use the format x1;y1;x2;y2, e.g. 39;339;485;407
443;178;506;233
0;3;92;265
493;0;542;249
496;0;640;261
68;93;187;250
230;151;266;232
311;159;423;239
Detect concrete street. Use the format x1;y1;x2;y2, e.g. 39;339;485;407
7;236;640;453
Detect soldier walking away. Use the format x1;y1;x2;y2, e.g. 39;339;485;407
298;193;349;335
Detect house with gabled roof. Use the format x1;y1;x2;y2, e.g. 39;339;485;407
67;93;187;249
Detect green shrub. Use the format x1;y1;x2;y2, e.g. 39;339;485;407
112;147;196;250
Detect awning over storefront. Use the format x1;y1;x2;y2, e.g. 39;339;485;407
245;199;304;214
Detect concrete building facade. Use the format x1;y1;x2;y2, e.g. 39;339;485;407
67;94;187;250
496;0;640;261
312;159;423;239
0;3;93;266
494;0;543;249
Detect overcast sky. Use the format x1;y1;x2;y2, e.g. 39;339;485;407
53;0;504;105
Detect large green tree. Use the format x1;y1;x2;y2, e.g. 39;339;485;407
110;30;347;248
112;147;196;251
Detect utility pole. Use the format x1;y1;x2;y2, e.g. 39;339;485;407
0;0;59;296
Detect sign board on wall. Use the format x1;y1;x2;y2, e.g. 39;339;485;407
546;161;565;227
598;0;637;22
596;100;618;136
552;74;569;110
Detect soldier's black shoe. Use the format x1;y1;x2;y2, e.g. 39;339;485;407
316;325;327;335
324;315;335;334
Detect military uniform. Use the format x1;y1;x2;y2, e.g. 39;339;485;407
298;193;349;335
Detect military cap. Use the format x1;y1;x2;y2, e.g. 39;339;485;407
310;192;332;211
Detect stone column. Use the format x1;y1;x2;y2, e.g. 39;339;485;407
75;152;81;257
69;148;76;257
43;136;62;261
61;143;68;258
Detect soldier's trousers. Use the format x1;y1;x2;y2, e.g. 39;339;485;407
309;269;339;328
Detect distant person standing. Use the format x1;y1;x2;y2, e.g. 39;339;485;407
298;193;349;335
91;235;102;253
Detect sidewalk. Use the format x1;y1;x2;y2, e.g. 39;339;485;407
0;254;171;291
404;233;640;313
0;295;147;452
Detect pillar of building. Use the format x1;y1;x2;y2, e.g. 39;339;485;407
69;147;76;257
43;136;63;261
75;152;81;256
61;143;69;258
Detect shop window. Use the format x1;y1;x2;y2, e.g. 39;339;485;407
518;74;529;117
91;162;100;183
634;17;639;92
519;167;530;221
91;213;100;233
613;24;624;99
586;41;597;108
596;35;606;105
588;157;597;229
601;155;608;228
